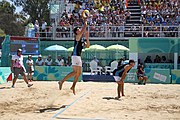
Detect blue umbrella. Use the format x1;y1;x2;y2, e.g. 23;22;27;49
44;45;67;58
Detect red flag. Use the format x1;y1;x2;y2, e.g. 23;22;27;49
7;73;12;82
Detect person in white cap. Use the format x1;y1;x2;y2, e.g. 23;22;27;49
36;55;44;66
11;49;33;88
26;55;34;82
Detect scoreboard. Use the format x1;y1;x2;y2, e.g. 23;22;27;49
10;36;40;55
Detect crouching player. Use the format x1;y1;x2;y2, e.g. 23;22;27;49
113;60;135;99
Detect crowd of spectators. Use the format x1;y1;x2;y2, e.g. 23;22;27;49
27;0;179;38
57;0;128;37
55;0;179;38
141;0;179;37
27;19;53;38
34;54;71;66
144;55;174;63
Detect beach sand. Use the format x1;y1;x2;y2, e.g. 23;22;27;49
0;80;180;120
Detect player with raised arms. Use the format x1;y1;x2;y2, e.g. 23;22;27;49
58;11;90;95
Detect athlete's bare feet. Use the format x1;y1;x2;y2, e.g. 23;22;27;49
122;94;125;97
70;87;76;95
58;81;63;90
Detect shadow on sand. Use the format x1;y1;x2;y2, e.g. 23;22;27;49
0;87;12;89
38;105;67;113
102;97;121;101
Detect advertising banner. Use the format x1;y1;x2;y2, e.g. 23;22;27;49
171;70;180;84
144;68;171;84
33;66;82;82
0;67;11;84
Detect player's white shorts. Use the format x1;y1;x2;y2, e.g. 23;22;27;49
72;56;82;67
113;76;122;82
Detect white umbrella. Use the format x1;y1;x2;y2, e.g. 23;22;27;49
45;45;67;51
106;44;129;51
44;45;67;58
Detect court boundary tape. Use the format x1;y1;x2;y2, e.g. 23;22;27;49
51;90;91;120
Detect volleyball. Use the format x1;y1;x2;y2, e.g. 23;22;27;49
82;10;90;19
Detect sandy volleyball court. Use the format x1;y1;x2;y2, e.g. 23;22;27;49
0;80;180;120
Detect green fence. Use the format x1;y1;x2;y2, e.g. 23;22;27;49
124;68;171;84
33;66;82;82
144;68;171;84
124;69;138;83
0;67;11;84
129;38;180;53
171;70;180;84
145;63;174;69
1;67;180;84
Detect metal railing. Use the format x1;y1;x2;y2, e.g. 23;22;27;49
25;25;180;40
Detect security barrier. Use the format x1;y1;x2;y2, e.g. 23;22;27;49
171;70;180;84
0;67;11;84
0;67;178;84
145;63;174;69
125;68;171;84
33;66;82;82
144;68;171;84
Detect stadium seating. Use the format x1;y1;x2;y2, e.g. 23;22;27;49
36;0;179;38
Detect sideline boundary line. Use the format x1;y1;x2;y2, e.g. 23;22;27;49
51;90;91;120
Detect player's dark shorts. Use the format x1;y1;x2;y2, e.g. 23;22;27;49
27;66;34;73
14;67;25;76
137;74;144;78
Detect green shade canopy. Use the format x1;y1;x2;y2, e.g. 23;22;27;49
85;44;106;51
67;47;85;52
106;44;129;51
67;47;74;52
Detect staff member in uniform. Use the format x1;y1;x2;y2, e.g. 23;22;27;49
45;55;53;66
11;49;33;88
26;55;34;82
55;55;64;66
35;55;44;66
58;19;90;95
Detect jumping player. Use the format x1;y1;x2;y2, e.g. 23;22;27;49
58;19;90;95
113;60;135;99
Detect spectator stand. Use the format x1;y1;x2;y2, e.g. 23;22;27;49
129;37;180;70
26;0;180;40
25;0;180;39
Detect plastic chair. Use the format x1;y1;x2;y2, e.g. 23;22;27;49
105;61;118;75
89;61;102;75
